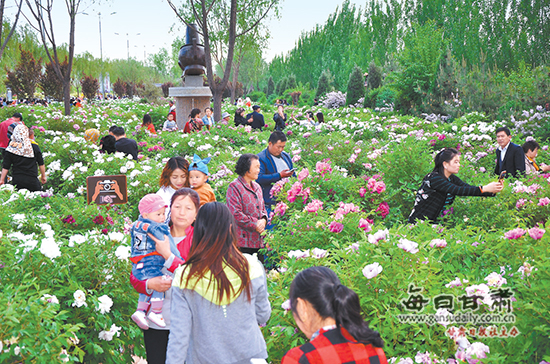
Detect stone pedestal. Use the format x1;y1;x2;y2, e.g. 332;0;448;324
168;76;212;130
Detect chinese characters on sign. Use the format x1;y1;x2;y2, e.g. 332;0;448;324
397;284;520;338
401;284;515;313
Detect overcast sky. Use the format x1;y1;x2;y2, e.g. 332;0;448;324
6;0;361;63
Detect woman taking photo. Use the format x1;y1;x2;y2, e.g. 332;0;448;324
282;266;387;364
226;153;267;257
408;148;503;223
130;188;200;364
156;156;190;214
166;202;271;363
273;104;287;131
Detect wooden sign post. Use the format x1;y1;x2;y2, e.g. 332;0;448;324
86;175;128;205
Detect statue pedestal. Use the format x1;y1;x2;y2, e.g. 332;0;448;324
169;76;212;130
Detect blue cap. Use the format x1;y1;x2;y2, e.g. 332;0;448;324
189;154;211;176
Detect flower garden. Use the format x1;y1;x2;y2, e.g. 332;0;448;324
1;100;549;363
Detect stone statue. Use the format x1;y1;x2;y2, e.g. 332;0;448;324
178;24;207;77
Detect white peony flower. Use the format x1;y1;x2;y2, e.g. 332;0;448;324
72;290;87;308
41;294;60;304
114;245;130;260
108;232;125;242
40;237;61;259
98;324;121;341
362;262;383;279
69;234;86;247
96;295;113;314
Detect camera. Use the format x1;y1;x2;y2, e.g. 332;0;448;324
99;179;115;191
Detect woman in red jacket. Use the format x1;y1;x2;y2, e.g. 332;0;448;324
130;188;199;364
282;266;388;364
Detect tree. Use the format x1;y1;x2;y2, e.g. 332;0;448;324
25;0;83;115
125;81;136;98
0;0;23;59
161;82;174;97
266;76;274;96
346;65;364;105
81;74;99;101
5;45;42;99
40;60;66;100
167;0;280;120
286;74;297;90
315;69;333;99
113;78;126;98
276;77;287;95
367;61;382;89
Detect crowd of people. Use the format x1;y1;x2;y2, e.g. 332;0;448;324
127;132;388;363
1;99;548;362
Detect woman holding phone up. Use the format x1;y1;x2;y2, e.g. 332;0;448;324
408;148;504;223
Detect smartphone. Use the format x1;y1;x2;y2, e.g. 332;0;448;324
498;171;506;182
289;168;295;172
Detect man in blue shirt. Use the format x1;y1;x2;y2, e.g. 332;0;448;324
257;131;294;225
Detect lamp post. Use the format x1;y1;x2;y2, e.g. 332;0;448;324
83;11;116;100
115;32;140;61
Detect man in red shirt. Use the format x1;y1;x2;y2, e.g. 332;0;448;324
0;113;24;156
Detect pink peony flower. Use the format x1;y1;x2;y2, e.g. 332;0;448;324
397;238;419;254
297;168;309;182
315;159;332;176
516;198;527;209
270;178;289;198
465;342;490;363
286;181;303;203
288;249;310;259
345;242;360;253
504;228;526;240
348;154;357;163
281;299;291;311
368;229;389;244
376;201;390;218
363;163;372;169
244;125;252;133
274;202;288;216
528;227;545;240
292;155;301;163
73;124;80;130
327;146;334;151
311;248;328;259
445;277;469;288
358;218;372;232
484;272;507;287
429;239;447;248
329;221;344;233
304;199;323;213
362;262;383;279
538;197;550;206
359;187;367;197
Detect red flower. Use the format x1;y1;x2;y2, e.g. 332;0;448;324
93;215;105;224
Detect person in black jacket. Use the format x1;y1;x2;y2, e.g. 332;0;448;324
408;148;503;223
494;126;526;178
112;126;138;160
245;105;265;130
234;107;247;127
273;105;287;131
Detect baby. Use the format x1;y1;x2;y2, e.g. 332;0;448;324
130;194;181;330
188;154;216;206
163;112;177;131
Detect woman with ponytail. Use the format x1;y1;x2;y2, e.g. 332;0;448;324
408;148;503;223
282;266;387;364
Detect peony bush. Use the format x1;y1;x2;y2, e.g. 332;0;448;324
1;100;549;363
